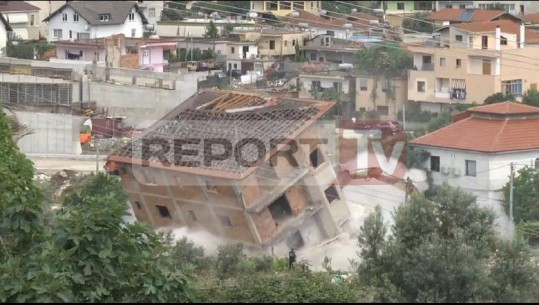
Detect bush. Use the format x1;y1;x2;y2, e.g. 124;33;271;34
484;92;515;104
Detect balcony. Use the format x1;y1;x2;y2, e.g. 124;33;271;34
417;63;434;71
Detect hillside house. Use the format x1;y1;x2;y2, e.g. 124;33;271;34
0;1;40;40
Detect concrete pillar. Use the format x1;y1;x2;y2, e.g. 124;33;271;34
495;25;501;51
520;23;526;48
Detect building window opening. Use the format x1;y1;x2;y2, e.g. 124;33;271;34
286;231;305;249
135;201;142;209
324;184;340;203
218;215;233;227
430;156;440;172
310;148;324;168
188;210;197;221
268;194;293;224
156;205;171;219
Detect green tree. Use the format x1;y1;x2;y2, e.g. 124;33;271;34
484;92;515;104
220;23;235;37
356;184;538;302
356;43;412;109
402;13;436;33
204;20;219;39
522;89;539;107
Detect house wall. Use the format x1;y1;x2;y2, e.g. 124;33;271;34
46;6;145;42
356;76;408;119
258;33;308;58
0;18;7;55
2;10;41;40
435;1;474;10
227;43;259;60
27;0;64;39
156;20;258;38
251;1;321;16
139;45;166;72
55;45;106;63
298;74;349;99
305;49;356;65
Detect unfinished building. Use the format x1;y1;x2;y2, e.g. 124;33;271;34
105;90;350;253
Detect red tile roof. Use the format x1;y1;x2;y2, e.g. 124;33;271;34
453;20;539;43
411;102;539;153
0;1;40;12
427;8;510;22
524;13;539;24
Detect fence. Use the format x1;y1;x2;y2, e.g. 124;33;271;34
0;82;73;106
90;66;184;90
0;62;74;81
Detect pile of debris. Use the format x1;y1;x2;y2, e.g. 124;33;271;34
83;137;131;153
35;169;81;200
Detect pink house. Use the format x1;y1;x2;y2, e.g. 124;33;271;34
138;41;176;72
52;40;106;63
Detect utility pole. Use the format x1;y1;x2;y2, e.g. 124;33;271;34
509;162;515;223
402;103;406;131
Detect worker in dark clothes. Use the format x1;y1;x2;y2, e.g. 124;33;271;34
288;248;296;270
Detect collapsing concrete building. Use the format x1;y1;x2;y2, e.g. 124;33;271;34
105;90;351;253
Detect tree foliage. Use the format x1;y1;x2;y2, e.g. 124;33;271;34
402;13;436;33
484;92;515;104
357;184;539;302
523;89;539;107
204;20;219;38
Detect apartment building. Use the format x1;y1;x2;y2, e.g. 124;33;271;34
251;1;322;17
232;29;310;60
104;90;350;253
426;8;523;26
407;20;539;112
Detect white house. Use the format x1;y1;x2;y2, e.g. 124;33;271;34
0;10;12;56
26;1;65;39
43;1;149;42
410;102;539;238
134;0;163;32
0;1;40;40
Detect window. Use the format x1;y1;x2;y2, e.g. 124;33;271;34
268;195;293;222
99;14;110;22
269;40;275;50
131;28;136;37
440;57;446;67
135;201;142;209
233;63;237;69
268;1;278;10
377;105;389;115
30;14;35;26
62;13;67;21
284;40;288;47
501;36;508;45
397;2;405;10
128;12;135;21
218;215;232;227
481;35;488;49
333;82;340;91
422;55;432;64
312;80;321;89
231;46;235;54
459;4;466;9
74;14;79;22
156;205;172;219
446;4;453;8
360;79;368;91
77;32;90;39
324;184;340;203
381;80;390;92
204;181;219;193
417;81;425;92
465;160;476;176
53;29;62;38
456;59;461;68
294;1;304;10
311;1;314;9
292;39;296;46
188;210;197;221
310;52;316;61
69;30;72;39
430;156;440;172
502;79;523;96
149;8;156;17
281;1;291;10
310;148;325;168
456;35;463;42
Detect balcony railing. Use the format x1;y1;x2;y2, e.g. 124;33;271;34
420;63;434;71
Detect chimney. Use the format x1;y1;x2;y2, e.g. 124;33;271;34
520;22;525;48
495;25;501;51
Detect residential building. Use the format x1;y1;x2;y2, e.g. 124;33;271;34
474;1;539;16
26;1;64;39
51;34;127;67
285;10;384;40
0;10;11;55
232;28;310;60
0;1;40;40
251;1;322;17
410;101;539;237
435;1;474;10
225;39;263;74
426;8;523;26
302;34;364;67
156;17;259;39
355;75;408;119
407;20;539;112
104;90;351;253
136;40;176;72
380;1;434;26
43;1;149;42
133;0;163;32
299;70;352;100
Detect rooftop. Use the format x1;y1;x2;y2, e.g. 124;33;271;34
43;1;148;26
0;1;40;12
285;10;380;30
107;90;334;179
411;102;539;153
452;20;539;43
426;8;518;23
524;13;539;24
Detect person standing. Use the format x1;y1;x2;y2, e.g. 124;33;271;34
288;248;296;270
